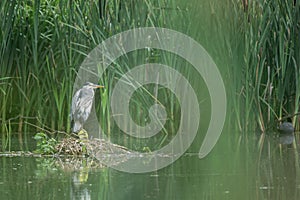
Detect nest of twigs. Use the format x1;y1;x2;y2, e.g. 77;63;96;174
52;137;133;172
55;136;131;159
55;137;85;155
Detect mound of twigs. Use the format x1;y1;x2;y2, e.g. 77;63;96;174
55;136;132;167
55;137;85;155
55;137;132;156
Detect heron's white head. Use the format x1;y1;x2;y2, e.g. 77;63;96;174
83;82;104;89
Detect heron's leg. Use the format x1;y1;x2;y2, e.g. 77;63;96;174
78;129;89;141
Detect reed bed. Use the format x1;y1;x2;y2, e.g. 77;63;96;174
0;0;183;151
241;0;300;132
0;0;299;152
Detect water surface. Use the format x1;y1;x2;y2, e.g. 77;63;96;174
1;133;299;200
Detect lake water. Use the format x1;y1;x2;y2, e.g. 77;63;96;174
0;133;299;200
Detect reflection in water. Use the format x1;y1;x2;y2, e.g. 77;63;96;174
0;134;300;199
71;171;91;200
279;133;295;145
257;133;299;199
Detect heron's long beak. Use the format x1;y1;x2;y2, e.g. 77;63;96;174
95;85;104;88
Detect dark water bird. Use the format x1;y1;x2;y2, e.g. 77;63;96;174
277;122;294;135
278;122;295;145
71;82;104;133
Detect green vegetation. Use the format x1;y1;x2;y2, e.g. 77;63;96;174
1;0;300;152
242;0;300;132
0;0;179;151
34;132;57;154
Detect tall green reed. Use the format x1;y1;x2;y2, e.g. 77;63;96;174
242;0;300;132
0;0;184;151
3;0;294;154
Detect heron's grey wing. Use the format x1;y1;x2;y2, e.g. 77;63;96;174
74;90;94;122
70;89;81;121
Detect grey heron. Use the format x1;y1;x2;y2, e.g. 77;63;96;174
278;121;295;145
71;82;104;133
